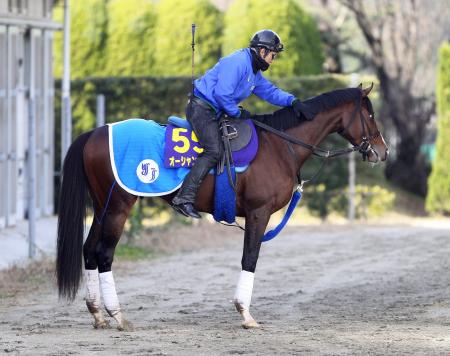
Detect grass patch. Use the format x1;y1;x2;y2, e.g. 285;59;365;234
115;244;156;261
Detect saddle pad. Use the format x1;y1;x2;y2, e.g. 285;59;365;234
165;116;259;167
108;119;190;196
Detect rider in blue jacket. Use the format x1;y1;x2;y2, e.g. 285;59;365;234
172;29;305;218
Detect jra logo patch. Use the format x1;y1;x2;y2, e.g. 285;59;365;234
136;159;159;183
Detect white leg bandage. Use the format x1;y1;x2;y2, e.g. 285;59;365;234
85;269;101;311
233;270;255;310
99;271;121;316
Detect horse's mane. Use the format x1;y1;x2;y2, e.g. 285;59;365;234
253;87;362;131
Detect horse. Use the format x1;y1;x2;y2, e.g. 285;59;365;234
56;84;388;330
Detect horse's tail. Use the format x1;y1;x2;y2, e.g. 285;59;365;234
56;130;93;301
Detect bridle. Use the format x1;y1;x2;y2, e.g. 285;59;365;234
337;95;381;162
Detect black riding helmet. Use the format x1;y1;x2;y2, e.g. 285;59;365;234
250;29;284;52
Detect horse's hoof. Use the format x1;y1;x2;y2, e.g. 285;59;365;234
93;320;110;329
242;319;260;329
117;319;134;332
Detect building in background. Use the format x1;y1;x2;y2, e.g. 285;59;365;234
0;0;60;229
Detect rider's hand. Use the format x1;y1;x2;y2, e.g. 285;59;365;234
292;98;304;118
239;108;252;119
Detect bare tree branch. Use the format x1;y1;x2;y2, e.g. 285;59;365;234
331;0;449;193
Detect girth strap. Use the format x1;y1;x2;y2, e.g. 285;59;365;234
219;117;238;192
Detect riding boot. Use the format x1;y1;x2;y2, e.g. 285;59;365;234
172;156;214;218
172;97;223;218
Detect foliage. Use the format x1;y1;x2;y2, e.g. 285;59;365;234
223;0;324;76
126;199;144;241
53;0;108;78
115;244;154;261
153;0;223;76
304;184;329;218
426;42;450;215
329;185;396;219
105;0;156;76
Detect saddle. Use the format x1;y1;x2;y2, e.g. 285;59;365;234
168;116;253;152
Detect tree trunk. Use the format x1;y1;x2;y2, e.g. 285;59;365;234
385;132;430;197
337;0;443;197
378;71;432;196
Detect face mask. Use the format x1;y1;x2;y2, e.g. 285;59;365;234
250;48;270;72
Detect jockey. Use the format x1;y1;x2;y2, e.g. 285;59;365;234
172;29;305;218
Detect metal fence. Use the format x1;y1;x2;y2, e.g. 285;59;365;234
0;0;60;230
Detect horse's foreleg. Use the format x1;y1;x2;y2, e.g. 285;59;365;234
98;270;132;331
234;208;270;329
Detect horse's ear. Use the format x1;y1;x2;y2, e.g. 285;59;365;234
358;83;363;90
362;82;374;97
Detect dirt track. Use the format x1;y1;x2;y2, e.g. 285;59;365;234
1;224;450;355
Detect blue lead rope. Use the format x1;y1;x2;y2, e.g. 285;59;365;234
261;189;303;243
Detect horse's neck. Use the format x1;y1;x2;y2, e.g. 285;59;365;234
259;104;347;182
285;108;344;167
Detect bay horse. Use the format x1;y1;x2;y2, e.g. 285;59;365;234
56;85;388;330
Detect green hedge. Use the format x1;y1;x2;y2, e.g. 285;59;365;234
426;42;450;214
104;0;157;76
153;0;223;76
53;0;108;78
223;0;324;76
53;0;325;78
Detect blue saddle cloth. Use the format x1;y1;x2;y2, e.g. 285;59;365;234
108;119;190;196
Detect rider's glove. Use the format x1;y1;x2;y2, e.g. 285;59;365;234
291;98;304;118
239;108;252;119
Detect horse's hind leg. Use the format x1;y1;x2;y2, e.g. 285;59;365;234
83;222;110;329
96;189;136;331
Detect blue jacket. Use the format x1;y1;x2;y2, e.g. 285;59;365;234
194;48;295;118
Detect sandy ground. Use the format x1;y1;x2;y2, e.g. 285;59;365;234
1;223;450;355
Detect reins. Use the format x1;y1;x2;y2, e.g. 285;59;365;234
251;96;370;159
252;118;361;158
